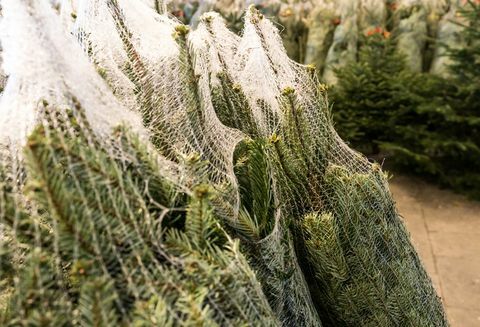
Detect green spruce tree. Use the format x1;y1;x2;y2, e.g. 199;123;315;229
331;29;414;154
333;21;480;199
439;0;480;197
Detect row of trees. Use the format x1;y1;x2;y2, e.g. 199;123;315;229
332;0;480;199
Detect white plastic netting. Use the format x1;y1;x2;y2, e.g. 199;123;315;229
0;0;146;148
395;0;428;72
292;0;382;80
169;0;466;78
298;0;462;78
358;0;387;33
73;0;244;216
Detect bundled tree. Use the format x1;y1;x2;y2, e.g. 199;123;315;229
302;164;447;326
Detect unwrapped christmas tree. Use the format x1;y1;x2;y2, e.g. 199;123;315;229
332;0;480;199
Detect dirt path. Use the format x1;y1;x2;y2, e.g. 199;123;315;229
390;175;480;326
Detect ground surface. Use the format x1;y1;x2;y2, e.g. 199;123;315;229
390;175;480;327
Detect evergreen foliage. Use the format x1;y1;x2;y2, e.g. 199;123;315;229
332;30;408;153
303;165;447;326
234;139;275;240
0;106;277;326
332;15;480;199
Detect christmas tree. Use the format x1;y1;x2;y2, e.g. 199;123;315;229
332;12;480;199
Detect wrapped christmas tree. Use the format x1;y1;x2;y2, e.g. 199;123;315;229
394;0;428;72
430;1;467;76
358;0;388;33
0;1;275;325
322;0;359;84
304;1;337;76
332;1;480;200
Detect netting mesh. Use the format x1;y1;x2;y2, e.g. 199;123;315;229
303;165;447;325
73;0;245;218
0;0;146;146
0;0;448;326
304;1;337;77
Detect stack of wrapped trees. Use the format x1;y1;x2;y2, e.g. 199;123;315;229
0;0;448;326
167;0;313;63
170;0;468;82
305;0;468;81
